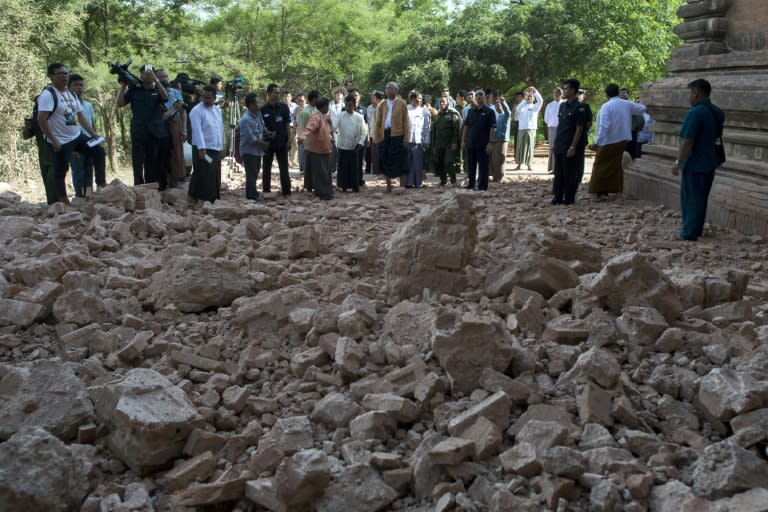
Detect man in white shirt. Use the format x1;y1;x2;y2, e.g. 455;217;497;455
335;95;368;192
37;63;105;205
587;83;647;197
544;88;564;174
328;86;346;174
406;91;430;188
365;91;384;175
282;90;300;168
514;86;543;171
188;86;224;203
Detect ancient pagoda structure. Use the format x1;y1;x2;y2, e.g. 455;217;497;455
626;0;768;236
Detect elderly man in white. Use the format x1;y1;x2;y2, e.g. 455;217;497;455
587;83;646;198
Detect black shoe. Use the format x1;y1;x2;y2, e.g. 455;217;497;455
550;198;562;205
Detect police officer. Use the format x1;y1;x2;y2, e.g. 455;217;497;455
431;96;461;186
461;89;496;191
552;79;588;205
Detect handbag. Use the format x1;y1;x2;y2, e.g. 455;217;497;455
701;102;726;165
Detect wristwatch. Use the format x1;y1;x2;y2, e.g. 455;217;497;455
674;159;680;165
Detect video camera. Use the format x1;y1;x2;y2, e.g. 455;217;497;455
225;77;246;98
175;73;206;96
108;59;140;88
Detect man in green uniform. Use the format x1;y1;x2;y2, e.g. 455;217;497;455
431;96;461;186
672;78;725;241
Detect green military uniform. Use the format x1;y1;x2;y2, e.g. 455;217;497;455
431;107;461;185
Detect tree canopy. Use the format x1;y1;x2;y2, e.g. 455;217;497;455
1;0;681;181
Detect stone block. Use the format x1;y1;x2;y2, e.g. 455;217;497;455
271;416;313;455
310;392;360;428
447;391;512;436
373;356;427;397
290;346;329;377
350;411;397;441
514;419;569;454
183;428;227;457
539;474;579;511
0;427;92;512
499;442;541;477
315;464;398;512
433;313;519;393
478;367;532;404
588;251;682;322
0;299;45;328
615;306;669;346
89;368;205;474
161;451;217;491
176;477;247;507
0;360;94;442
222;385;251;413
115;330;152;362
690;440;768;499
577;383;614;426
456;416;503;460
335;336;365;377
139;256;254;313
275;449;331;508
245;478;287;512
361;393;420;423
557;346;621;391
428;437;476;465
540;446;586;479
697;367;767;421
385;192;478;299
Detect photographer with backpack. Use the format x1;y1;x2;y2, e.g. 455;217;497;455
36;63;106;205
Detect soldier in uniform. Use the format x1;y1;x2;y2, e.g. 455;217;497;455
431;96;462;186
552;78;588;205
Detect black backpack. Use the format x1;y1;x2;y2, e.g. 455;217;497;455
23;86;57;140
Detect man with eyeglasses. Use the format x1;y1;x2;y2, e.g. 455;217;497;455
36;63;105;204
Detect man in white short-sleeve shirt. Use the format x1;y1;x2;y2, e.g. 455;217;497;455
37;63;105;204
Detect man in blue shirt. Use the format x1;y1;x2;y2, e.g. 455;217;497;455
672;79;725;241
489;90;511;183
461;89;496;191
68;73;106;197
240;93;269;201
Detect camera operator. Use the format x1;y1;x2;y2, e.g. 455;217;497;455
157;68;188;186
261;83;292;196
116;64;171;190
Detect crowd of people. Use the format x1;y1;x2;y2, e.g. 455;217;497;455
27;63;722;240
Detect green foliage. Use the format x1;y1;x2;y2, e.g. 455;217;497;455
1;0;680;185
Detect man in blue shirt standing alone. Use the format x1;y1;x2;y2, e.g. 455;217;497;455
672;79;725;241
